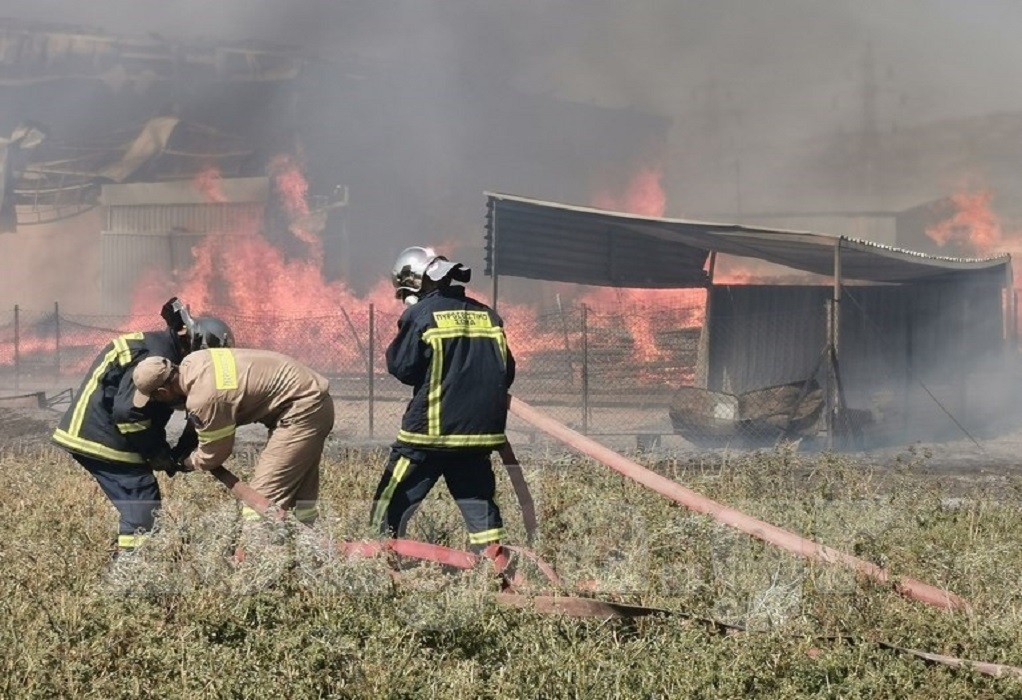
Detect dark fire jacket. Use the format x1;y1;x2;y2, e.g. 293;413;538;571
52;330;183;465
387;286;515;450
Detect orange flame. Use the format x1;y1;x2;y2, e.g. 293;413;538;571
926;190;1003;256
593;166;667;218
193;163;227;204
3;160;771;386
268;154;322;261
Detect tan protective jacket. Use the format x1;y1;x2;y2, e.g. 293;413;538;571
179;348;330;471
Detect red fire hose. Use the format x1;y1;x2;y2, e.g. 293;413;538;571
507;396;969;612
205;458;1022;678
498;441;538;543
208;466;538;587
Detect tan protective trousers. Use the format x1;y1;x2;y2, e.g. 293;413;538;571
249;397;335;513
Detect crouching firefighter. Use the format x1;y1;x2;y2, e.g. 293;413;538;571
130;348;335;544
51;297;234;556
371;246;516;553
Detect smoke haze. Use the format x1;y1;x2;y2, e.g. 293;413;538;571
3;0;1022;308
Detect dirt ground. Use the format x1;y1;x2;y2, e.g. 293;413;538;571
5;393;1022;482
0;406;58;446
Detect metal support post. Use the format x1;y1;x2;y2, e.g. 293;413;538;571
368;303;375;439
13;304;20;392
581;303;589;435
54;301;61;377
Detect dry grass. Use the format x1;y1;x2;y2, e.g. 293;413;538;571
3;441;1022;697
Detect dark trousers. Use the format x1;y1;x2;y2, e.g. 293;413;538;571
72;453;161;544
370;447;506;548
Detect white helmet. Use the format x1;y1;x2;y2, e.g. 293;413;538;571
391;246;470;305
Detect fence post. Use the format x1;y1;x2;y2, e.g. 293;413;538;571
13;304;19;392
581;303;589;435
556;293;575;387
368;303;375;439
1009;288;1017;347
54;301;61;378
825;297;835;451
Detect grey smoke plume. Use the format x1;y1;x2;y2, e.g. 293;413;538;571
3;0;1022;304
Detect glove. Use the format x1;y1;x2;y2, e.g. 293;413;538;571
172;423;199;461
149;451;192;477
164;460;194;478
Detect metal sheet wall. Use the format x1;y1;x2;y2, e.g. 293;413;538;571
101;230;207;313
707;285;828;394
101;201;265;313
707;281;1005;399
105;203;264;234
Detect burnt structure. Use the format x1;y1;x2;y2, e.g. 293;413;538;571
0;18;671;300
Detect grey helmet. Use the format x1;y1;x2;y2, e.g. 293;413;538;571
188;316;234;351
391;246;471;305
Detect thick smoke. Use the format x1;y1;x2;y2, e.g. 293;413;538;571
3;0;1022;310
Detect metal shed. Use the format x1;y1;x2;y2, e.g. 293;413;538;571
484;192;1015;446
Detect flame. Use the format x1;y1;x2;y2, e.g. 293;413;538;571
128;232;398;371
593;166;667;218
193;163;227;204
122;157;397;371
2;158;826;388
5;153;607;380
268;154;310;219
926;189;1003;255
268;154;322;261
0;320;147;375
925;188;1022;335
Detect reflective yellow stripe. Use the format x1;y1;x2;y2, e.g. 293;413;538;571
427;336;443;436
241;505;262;521
197;424;236;444
114;332;144;366
118;533;149;549
116;420;152;434
67;333;145;440
468;527;506;545
421;327;506;342
495;332;508;366
371;456;411;529
113;337;131;366
294;506;319;524
210;348;238;390
68;347;118;439
53;429;145;464
397;430;506;448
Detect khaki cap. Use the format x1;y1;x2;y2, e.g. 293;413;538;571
132;356;177;407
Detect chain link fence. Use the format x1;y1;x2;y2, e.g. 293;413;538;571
1;286;1016;450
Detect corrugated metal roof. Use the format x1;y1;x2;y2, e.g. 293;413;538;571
485;192;1011;286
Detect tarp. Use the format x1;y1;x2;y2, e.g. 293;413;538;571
97;116;181;183
485;192;1011;286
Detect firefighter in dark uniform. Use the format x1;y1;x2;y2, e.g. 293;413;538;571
51;298;234;555
371;246;516;551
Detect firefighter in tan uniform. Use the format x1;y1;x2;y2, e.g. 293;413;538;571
131;348;334;525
